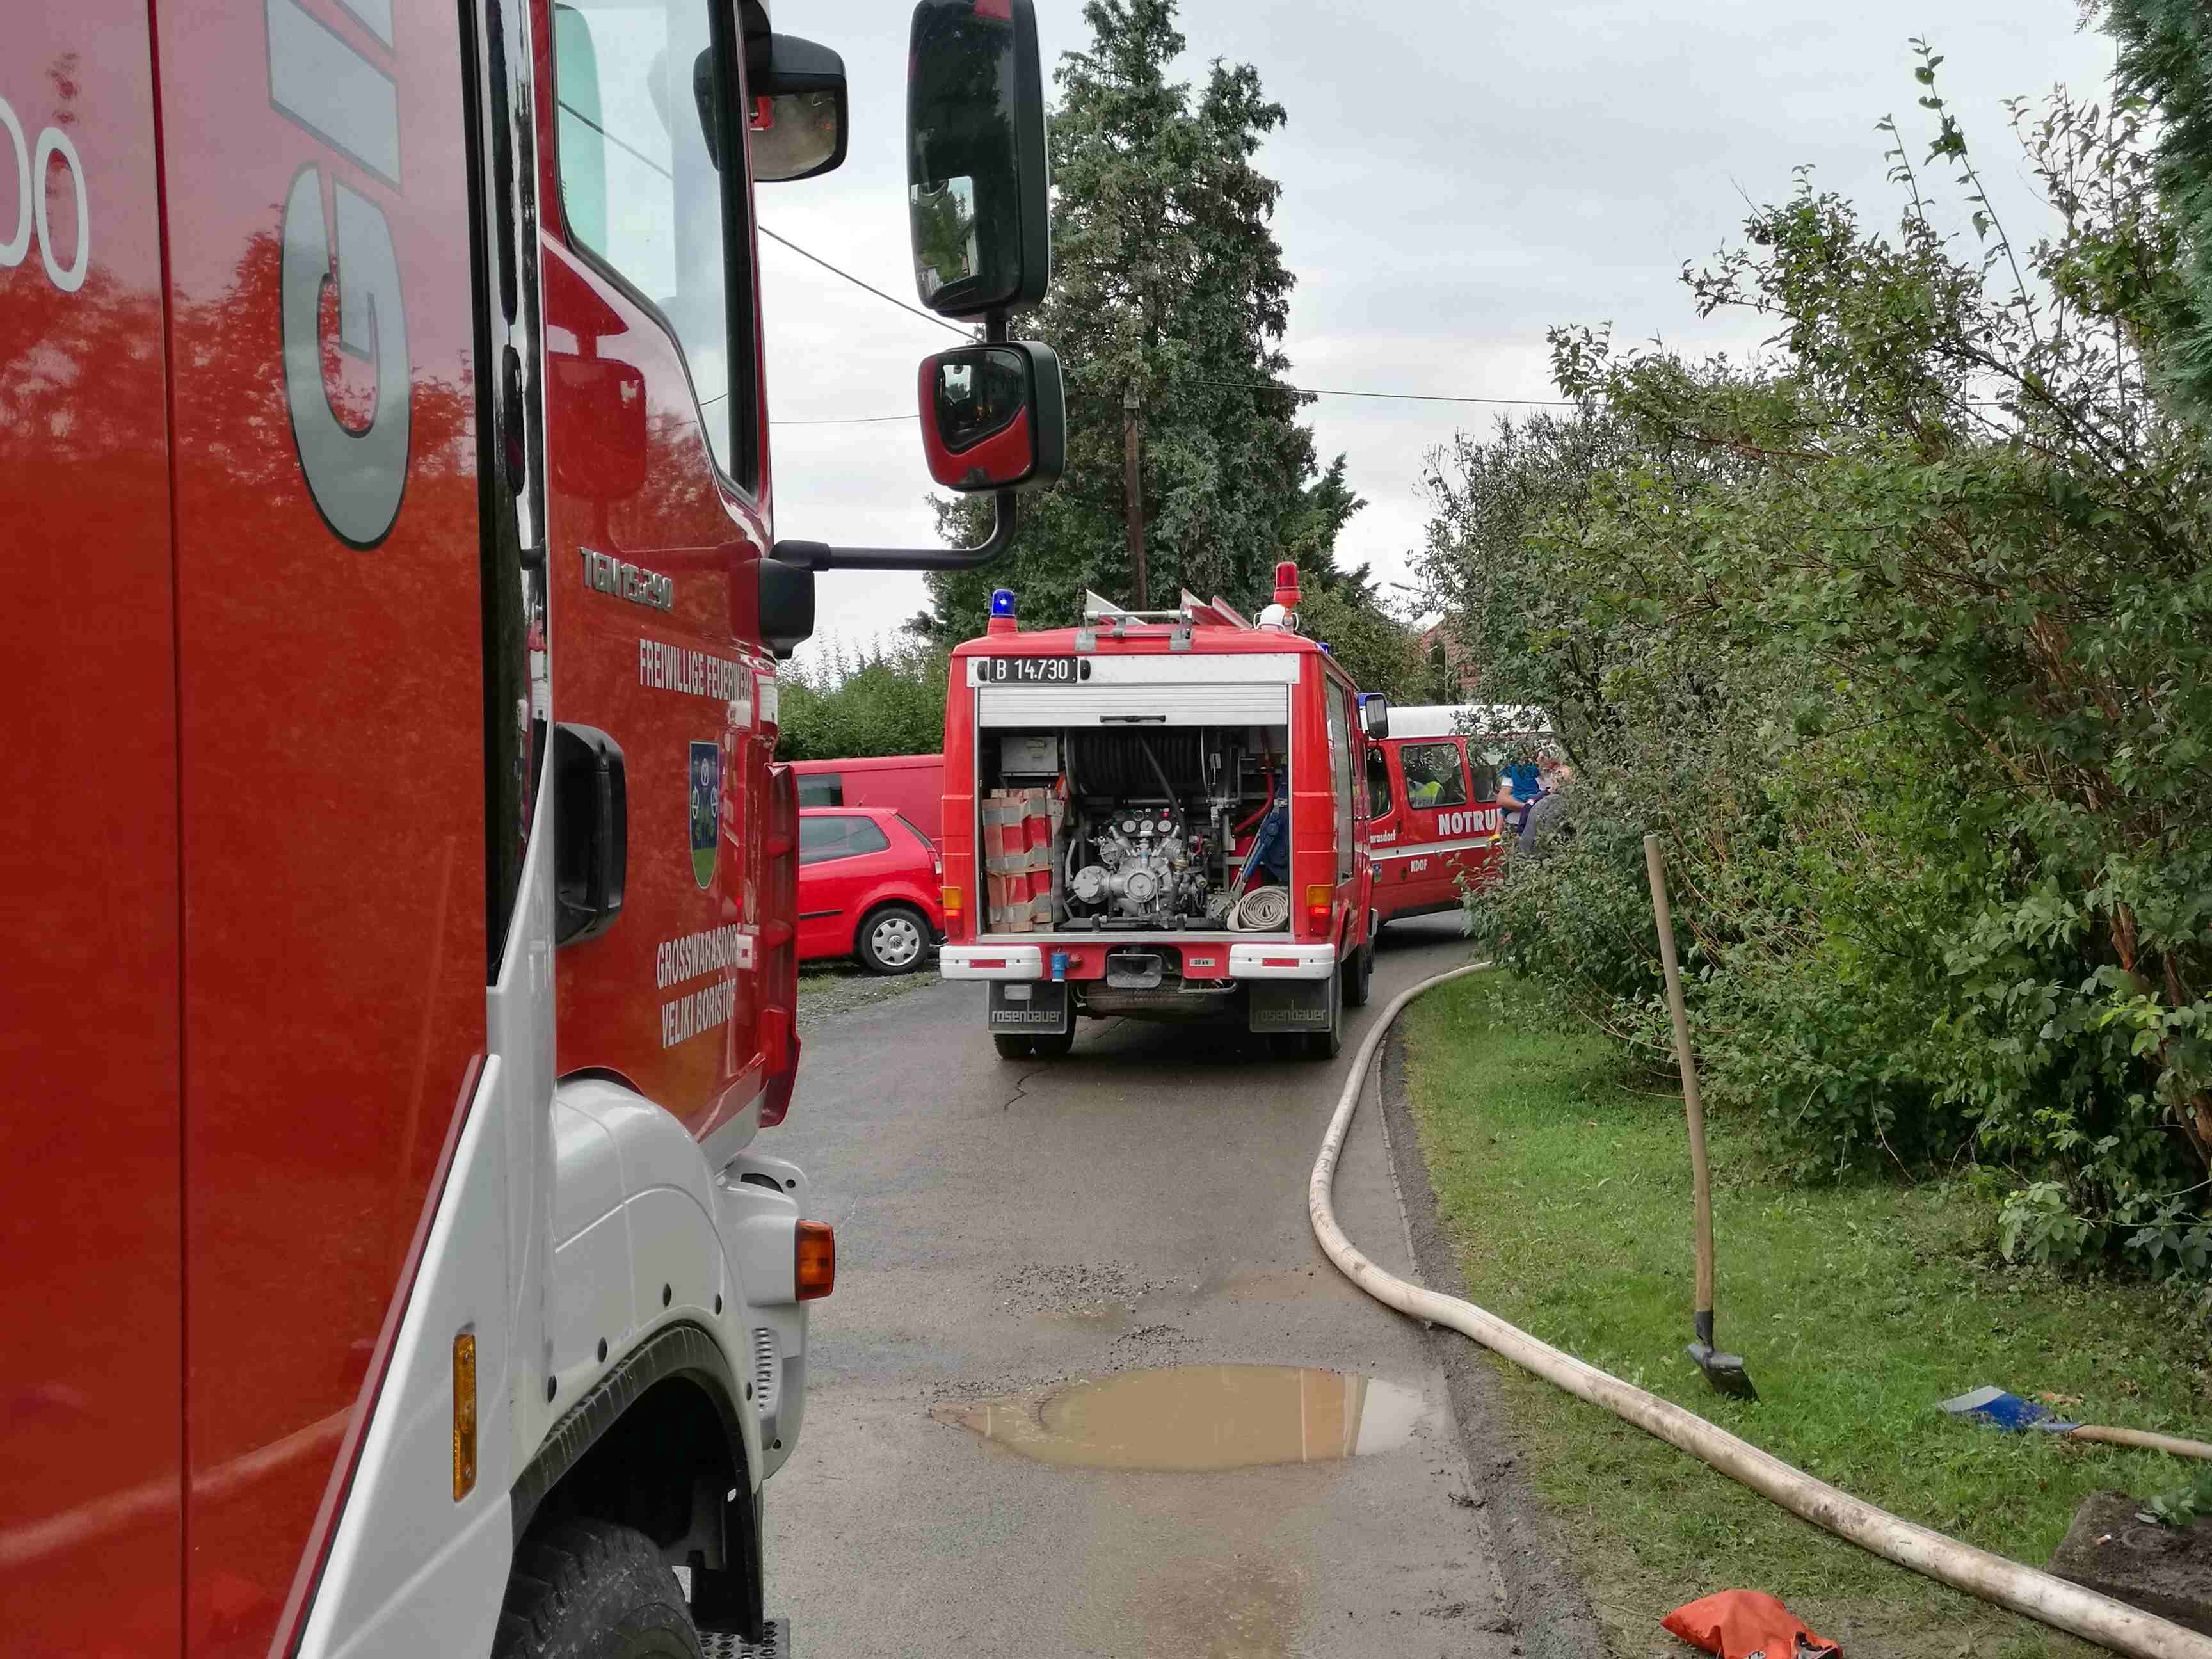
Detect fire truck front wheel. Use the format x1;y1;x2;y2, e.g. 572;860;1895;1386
495;1516;705;1658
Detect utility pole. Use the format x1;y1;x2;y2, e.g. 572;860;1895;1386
1123;382;1147;609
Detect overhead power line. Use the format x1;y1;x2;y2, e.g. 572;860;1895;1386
758;225;972;339
769;380;1572;426
1192;376;1571;407
756;228;1574;421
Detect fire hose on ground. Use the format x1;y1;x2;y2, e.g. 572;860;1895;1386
1310;961;2212;1659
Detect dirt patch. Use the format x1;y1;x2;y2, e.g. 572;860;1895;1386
1108;1321;1196;1363
2050;1490;2212;1636
992;1260;1178;1320
796;962;942;1032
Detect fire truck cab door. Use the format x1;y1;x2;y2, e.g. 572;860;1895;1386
541;1;773;1145
1381;735;1494;915
145;0;493;1647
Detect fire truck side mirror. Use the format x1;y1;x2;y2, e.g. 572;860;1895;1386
553;724;628;947
747;33;849;182
758;555;816;660
906;0;1050;318
918;341;1063;491
1360;694;1392;741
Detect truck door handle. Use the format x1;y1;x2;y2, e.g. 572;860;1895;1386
554;723;627;946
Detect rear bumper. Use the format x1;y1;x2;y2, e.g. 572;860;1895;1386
940;944;1044;980
945;938;1337;982
1226;942;1337;981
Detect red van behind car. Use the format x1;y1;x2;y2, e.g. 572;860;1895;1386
792;755;947;844
1366;705;1551;926
799;808;947;974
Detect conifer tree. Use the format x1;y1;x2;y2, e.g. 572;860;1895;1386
917;0;1363;637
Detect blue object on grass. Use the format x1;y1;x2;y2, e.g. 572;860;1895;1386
1937;1384;2081;1433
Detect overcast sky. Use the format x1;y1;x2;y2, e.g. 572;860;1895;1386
759;1;2115;665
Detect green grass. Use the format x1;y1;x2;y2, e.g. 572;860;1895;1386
1402;973;2212;1659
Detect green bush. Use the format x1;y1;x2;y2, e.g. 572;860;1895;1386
776;636;950;763
1440;49;2212;1279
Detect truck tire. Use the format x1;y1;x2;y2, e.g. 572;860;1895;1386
494;1517;703;1659
994;1034;1035;1059
856;902;930;975
1030;1031;1074;1059
1343;940;1373;1008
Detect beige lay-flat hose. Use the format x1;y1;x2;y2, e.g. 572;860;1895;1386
1311;962;2212;1659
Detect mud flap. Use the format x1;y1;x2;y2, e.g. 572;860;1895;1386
1247;979;1331;1032
988;980;1072;1035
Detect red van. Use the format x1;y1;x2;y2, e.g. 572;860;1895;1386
1367;705;1551;926
792;754;948;844
799;808;947;974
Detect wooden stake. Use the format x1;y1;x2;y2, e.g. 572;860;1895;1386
1644;833;1715;1327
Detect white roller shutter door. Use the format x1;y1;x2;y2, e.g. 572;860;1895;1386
977;684;1289;726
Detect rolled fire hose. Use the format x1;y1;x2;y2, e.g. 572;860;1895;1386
1311;963;2212;1659
1231;885;1291;932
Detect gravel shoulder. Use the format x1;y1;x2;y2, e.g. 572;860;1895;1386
796;961;942;1032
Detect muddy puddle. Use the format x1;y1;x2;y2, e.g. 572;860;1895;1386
931;1365;1425;1470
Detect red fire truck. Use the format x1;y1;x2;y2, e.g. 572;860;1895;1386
3;0;1060;1653
1366;703;1553;926
935;565;1386;1061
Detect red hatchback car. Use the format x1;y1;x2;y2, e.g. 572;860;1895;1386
799;808;947;975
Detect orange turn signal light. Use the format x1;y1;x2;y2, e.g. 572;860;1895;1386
942;885;963;914
1304;883;1333;922
452;1331;477;1501
795;1220;836;1301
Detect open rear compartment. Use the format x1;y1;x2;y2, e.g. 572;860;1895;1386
978;724;1295;936
974;719;1295;1018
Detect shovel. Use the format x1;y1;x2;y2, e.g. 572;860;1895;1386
1937;1385;2212;1459
1643;835;1759;1402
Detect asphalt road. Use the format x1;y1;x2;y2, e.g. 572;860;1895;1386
765;915;1517;1658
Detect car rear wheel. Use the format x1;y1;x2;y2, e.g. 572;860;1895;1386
856;902;929;975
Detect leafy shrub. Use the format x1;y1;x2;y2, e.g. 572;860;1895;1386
1440;49;2212;1279
778;636;951;762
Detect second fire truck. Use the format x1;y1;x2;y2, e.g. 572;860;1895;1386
936;564;1387;1061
